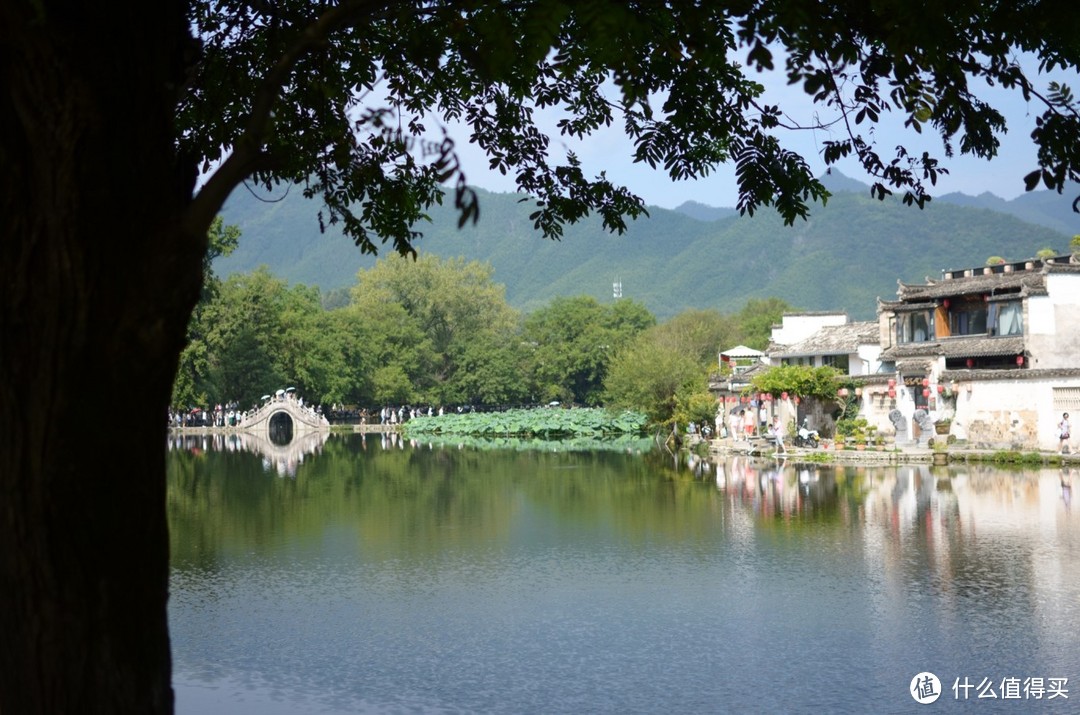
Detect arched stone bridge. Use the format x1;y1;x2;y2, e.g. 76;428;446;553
241;396;329;440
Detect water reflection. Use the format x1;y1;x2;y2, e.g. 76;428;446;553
168;430;329;477
167;438;1080;714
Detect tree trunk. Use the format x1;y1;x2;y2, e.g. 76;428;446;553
0;3;200;713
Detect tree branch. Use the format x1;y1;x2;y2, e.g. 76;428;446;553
186;0;396;235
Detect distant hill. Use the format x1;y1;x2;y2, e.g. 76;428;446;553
671;200;737;223
216;177;1075;321
936;187;1080;237
775;170;1080;237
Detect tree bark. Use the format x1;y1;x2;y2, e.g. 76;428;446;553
0;3;201;713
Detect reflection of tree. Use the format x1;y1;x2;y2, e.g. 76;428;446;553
167;437;1072;637
167;436;746;572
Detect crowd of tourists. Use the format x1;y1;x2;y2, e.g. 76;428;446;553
325;403;488;425
168;401;247;428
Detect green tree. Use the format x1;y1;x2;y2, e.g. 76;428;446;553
208;322;284;407
452;332;532;407
173;216;241;407
340;299;434;406
202;269;296;404
604;335;705;426
320;308;379;406
524;296;654;405
673;387;722;433
650;309;741;367
349;254;519;405
735;298;795;349
604;307;736;426
274;283;354;406
7;2;1080;712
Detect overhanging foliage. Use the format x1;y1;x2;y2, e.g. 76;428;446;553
748;364;844;399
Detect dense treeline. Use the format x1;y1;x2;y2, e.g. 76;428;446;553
174;237;790;423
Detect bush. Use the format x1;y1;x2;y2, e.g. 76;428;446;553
836;417;870;440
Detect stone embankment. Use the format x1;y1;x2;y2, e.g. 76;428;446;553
706;435;1080;465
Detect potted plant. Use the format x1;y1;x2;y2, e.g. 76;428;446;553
935;418;951;435
866;425;878;449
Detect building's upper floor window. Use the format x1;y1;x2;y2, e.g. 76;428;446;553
897;310;934;343
949;299;987;336
989;301;1023;336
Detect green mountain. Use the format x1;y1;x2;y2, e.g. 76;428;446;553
818;171;1080;237
216;179;1073;321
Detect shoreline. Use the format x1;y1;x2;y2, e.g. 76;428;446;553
167;425;1080;465
704;435;1080;466
168;423;399;434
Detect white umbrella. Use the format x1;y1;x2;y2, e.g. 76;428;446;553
275;389;285;396
261;395;271;401
285;387;296;392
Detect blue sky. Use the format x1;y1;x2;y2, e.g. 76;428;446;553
451;60;1079;210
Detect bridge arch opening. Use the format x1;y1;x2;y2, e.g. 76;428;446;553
268;411;294;446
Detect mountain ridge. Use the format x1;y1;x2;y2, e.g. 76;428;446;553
216;173;1078;321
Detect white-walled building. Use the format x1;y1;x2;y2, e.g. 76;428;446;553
768;312;850;348
768;320;882;376
873;255;1080;450
709;261;1080;450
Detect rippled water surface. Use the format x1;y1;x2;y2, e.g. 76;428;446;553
167;433;1080;713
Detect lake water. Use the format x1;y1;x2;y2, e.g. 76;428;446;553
167;433;1080;713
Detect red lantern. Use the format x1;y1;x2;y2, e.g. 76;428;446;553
923;388;930;398
937;385;944;393
922;377;930;387
943;298;950;308
887;378;896;388
1017;355;1025;366
888;388;896;398
966;359;974;368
